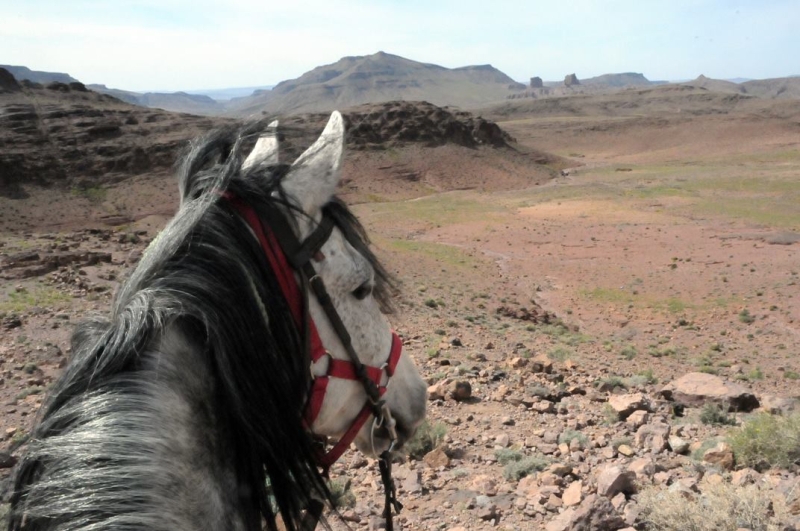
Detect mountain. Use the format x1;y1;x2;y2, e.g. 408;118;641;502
580;72;652;87
88;85;224;115
1;65;79;85
185;85;274;101
683;75;800;99
225;51;525;117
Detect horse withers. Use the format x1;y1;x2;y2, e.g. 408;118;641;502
8;112;427;531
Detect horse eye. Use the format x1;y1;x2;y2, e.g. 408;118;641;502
352;282;373;301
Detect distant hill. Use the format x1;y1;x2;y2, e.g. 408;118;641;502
683;75;800;99
683;75;746;94
580;72;652;87
1;65;79;84
225;51;526;117
88;85;224;115
185;85;274;101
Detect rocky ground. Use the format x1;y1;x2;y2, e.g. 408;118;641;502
2;86;800;530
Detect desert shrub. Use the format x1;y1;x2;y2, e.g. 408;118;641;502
597;375;626;390
728;412;800;469
327;479;356;509
494;448;523;464
558;430;588;447
637;482;789;531
739;309;756;324
502;456;549;481
691;437;724;461
620;345;638;360
699;403;737;426
548;347;572;361
405;420;447;459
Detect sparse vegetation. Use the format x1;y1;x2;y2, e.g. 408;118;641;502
638;482;789;531
327;479;356;509
405;420;447;460
699;404;737;426
494;448;524;464
728;412;800;469
502;456;549;481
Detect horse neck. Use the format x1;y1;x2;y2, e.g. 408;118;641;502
15;324;259;531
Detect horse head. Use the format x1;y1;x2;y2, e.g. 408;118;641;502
243;112;427;458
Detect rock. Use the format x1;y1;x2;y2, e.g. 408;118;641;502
635;423;671;453
562;480;583;506
0;451;17;468
626;410;649;428
401;468;422;494
659;372;759;412
564;74;580;87
702;441;735;470
544;494;625;531
427;380;449;401
668;436;690;455
731;468;760;486
608;393;651;420
530;356;553;374
618;444;635;457
471;475;498;496
597;465;636;498
423;447;450;468
759;394;798;415
628;458;655;480
530;76;544;88
450;381;472;401
495;433;511;447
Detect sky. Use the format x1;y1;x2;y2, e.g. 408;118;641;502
1;0;798;92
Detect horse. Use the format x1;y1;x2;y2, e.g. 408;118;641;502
7;111;428;531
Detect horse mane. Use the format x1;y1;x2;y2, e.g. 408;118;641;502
8;124;393;530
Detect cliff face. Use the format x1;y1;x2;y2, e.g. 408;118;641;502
0;81;224;197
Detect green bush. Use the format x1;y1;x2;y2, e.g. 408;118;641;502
327;479;356;509
494;448;523;464
502;456;549;481
699;404;738;426
728;412;800;469
405;420;447;460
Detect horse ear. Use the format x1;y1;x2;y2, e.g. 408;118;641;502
283;111;345;213
242;120;279;171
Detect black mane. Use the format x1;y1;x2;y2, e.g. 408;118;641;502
8;125;392;531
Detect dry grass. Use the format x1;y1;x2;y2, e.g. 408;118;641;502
728;412;800;469
637;482;790;531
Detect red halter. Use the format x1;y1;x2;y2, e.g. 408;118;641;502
224;193;403;470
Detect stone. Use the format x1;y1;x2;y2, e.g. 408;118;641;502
0;451;17;468
495;433;510;447
597;465;636;498
562;480;582;506
635;423;671;453
471;475;498;496
530;76;544;88
668;436;690;455
759;394;798;415
544;494;625;531
659;372;759;412
530;356;553;374
608;393;651;420
731;468;760;486
626;409;649;428
703;441;735;470
618;444;635;457
450;381;472;401
628;458;655;480
423;447;450;468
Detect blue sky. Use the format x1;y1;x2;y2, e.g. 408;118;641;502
1;0;797;92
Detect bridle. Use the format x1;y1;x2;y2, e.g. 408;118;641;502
224;191;404;530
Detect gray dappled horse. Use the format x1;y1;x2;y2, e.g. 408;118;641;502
8;112;427;531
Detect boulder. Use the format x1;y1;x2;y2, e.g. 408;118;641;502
608;393;651;420
659;372;759;412
702;441;735;470
544;494;625;531
530;76;544;88
597;465;636;498
564;74;580;87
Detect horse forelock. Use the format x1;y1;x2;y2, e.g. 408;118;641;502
7;126;384;531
